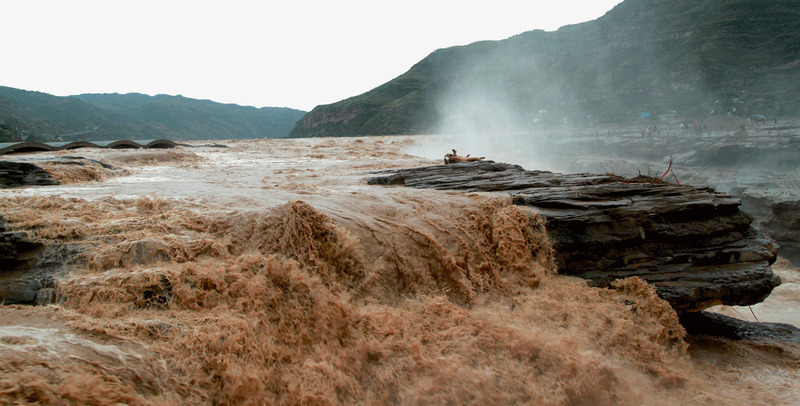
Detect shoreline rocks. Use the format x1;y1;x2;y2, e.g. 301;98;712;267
681;311;800;343
367;161;781;313
544;132;800;267
0;161;59;188
754;199;800;265
0;216;63;305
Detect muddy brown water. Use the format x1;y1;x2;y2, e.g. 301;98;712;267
0;137;798;404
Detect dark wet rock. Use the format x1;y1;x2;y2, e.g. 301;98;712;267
183;143;228;148
0;279;41;304
0;161;59;188
0;243;78;305
741;195;800;266
1;217;169;305
681;311;800;344
58;156;117;169
546;133;800;268
367;161;781;313
1;215;42;269
761;200;800;264
0;156;122;188
1;216;79;305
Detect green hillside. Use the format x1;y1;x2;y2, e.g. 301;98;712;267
0;87;306;142
290;0;800;137
75;93;305;140
0;87;149;142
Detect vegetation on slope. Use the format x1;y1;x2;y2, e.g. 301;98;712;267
0;87;149;142
0;87;306;142
75;93;305;141
290;0;800;137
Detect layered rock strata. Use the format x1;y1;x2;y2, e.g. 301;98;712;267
367;161;781;312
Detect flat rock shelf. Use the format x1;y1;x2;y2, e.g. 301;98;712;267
367;161;781;313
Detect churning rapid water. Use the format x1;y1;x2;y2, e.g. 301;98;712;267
0;137;798;404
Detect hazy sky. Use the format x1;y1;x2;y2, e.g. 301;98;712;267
3;0;622;111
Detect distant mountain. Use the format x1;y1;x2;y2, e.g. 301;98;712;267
290;0;800;137
75;93;306;141
0;86;305;142
0;86;148;142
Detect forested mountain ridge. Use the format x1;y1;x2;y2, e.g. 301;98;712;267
0;86;305;142
75;93;305;141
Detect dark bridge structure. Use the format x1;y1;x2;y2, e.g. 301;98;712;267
0;139;177;155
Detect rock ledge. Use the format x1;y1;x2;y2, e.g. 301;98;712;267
367;162;781;312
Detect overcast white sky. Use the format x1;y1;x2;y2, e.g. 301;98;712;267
3;0;622;111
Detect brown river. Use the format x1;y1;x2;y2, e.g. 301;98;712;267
0;136;798;404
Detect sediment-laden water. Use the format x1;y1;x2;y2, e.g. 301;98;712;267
0;137;798;404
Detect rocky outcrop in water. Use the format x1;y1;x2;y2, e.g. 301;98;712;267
367;161;781;313
546;131;800;268
0;216;63;305
0;161;59;188
0;156;124;189
1;215;40;269
760;200;800;264
681;311;800;343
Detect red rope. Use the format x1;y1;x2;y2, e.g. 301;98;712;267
749;306;759;322
658;155;673;182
